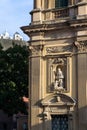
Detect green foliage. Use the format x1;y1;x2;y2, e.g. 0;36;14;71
0;43;29;116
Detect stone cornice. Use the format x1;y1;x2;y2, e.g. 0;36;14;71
21;21;71;35
68;18;87;28
21;18;87;36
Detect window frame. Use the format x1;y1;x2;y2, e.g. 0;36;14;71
55;0;68;9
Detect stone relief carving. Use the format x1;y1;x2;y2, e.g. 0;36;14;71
74;41;87;52
29;45;44;55
46;45;73;54
54;68;64;89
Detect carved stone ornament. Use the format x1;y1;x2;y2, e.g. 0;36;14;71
46;45;73;54
74;41;87;52
29;45;44;55
41;93;76;112
52;58;65;65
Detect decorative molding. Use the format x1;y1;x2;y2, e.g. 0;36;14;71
74;41;87;52
46;45;73;54
41;93;76;107
52;58;66;65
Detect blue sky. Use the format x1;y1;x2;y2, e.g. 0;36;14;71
0;0;33;41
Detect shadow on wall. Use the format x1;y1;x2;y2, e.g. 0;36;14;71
28;104;87;130
0;110;13;130
77;105;87;130
28;119;51;130
0;110;28;130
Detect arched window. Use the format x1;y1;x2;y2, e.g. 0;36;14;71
55;0;68;8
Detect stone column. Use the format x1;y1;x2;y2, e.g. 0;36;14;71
51;0;55;8
34;0;41;9
77;52;87;130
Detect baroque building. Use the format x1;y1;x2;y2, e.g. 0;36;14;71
21;0;87;130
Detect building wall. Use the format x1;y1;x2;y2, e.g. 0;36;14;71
21;0;87;130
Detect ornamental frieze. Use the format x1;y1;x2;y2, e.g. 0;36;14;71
46;45;73;54
74;41;87;52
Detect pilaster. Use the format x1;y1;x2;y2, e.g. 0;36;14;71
77;1;87;17
34;0;41;9
75;41;87;130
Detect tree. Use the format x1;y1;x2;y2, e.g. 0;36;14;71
0;43;29;116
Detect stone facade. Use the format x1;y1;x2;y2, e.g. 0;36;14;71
21;0;87;130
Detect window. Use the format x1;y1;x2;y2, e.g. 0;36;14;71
51;115;68;130
55;0;68;8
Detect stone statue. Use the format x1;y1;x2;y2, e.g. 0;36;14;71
54;67;64;90
56;68;64;80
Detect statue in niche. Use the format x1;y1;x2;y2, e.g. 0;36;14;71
54;67;64;90
48;58;66;92
55;67;64;80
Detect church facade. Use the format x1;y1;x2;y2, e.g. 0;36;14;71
21;0;87;130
